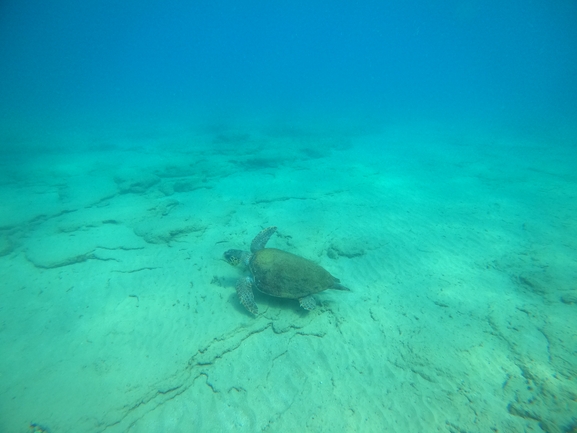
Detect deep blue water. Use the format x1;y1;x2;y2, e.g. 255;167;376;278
1;0;576;149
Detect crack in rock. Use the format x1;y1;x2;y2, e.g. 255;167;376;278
254;196;310;204
94;317;328;432
26;251;97;269
94;322;273;432
200;372;219;393
112;267;158;274
97;246;145;251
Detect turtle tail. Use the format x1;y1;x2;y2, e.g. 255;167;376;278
332;282;350;291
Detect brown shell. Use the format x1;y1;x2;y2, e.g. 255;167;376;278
249;248;339;299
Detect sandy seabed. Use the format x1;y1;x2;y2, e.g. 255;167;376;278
1;124;576;433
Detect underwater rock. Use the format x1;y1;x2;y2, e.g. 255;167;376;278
327;239;366;259
560;291;577;304
133;220;206;244
0;235;13;256
114;170;160;194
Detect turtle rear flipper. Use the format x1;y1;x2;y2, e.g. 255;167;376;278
251;226;277;252
236;276;259;315
299;295;317;311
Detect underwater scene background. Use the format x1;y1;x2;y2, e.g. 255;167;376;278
1;1;576;432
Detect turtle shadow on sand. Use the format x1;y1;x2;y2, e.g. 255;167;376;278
224;226;350;316
225;292;309;317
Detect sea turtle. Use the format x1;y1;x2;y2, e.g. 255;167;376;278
224;226;350;315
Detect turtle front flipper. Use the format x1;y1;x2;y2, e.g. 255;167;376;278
236;276;259;315
299;295;317;311
250;226;277;252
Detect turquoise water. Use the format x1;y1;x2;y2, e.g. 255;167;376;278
1;2;576;432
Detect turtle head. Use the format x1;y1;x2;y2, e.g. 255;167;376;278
224;249;251;268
